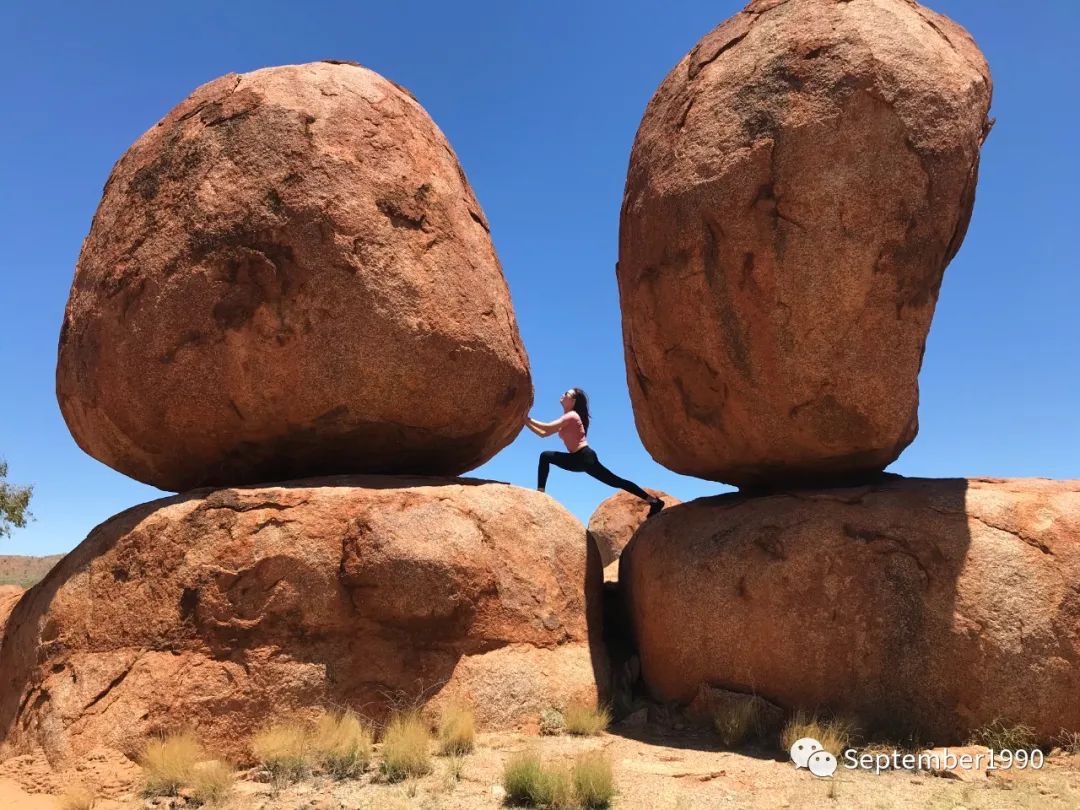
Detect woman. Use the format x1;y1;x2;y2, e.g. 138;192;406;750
525;387;664;516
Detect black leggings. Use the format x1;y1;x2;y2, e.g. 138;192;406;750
537;446;652;501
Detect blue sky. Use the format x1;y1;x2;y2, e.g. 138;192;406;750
1;1;1077;556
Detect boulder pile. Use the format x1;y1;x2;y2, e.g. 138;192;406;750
617;0;1079;744
2;61;604;768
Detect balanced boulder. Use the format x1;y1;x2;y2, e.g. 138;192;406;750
57;61;531;491
618;0;992;486
620;477;1080;743
0;478;604;764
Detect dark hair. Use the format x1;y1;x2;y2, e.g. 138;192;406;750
569;387;591;434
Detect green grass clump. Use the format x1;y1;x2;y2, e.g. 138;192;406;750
438;703;476;755
504;750;547;804
310;710;373;779
564;702;610;737
572;750;614;808
139;732;202;796
502;750;614;808
380;711;433;781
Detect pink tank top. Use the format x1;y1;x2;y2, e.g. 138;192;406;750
558;411;587;452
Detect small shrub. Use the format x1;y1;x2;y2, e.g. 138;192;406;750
564;702;610;737
59;785;96;810
380;711;432;781
780;711;854;756
573;750;615;808
967;718;1037;750
438;703;476;755
539;708;566;736
445;751;466;783
139;731;202;796
1056;729;1080;754
189;760;235;806
310;710;373;778
251;721;309;784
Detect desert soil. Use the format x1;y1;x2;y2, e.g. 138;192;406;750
0;555;63;588
1;727;1077;809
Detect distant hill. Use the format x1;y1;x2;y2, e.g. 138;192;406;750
0;554;64;588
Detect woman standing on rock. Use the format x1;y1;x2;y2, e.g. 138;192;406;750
526;388;664;515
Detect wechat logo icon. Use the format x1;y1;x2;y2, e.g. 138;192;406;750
790;737;837;778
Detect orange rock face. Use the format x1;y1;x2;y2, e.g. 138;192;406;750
621;478;1080;743
618;0;992;487
0;586;23;637
587;489;679;568
0;478;604;764
57;61;531;492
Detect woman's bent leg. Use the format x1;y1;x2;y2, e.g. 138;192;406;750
583;454;654;501
538;450;582;490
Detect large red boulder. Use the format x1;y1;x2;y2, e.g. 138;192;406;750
0;478;604;764
57;61;531;492
617;0;992;487
621;477;1080;743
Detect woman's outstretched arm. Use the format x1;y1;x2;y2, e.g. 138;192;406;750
525;415;565;437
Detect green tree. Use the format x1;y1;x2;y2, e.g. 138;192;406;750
0;458;33;538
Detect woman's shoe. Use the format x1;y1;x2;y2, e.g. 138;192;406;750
648;497;664;517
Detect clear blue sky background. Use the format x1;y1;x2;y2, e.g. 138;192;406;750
1;1;1077;556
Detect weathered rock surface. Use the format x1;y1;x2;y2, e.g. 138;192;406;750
0;586;23;637
618;0;993;486
0;478;604;764
621;477;1080;743
587;489;679;580
57;61;531;492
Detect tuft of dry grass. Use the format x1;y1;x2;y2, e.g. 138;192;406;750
573;750;615;808
189;760;235;806
564;702;610;737
251;721;310;784
310;709;373;779
967;718;1037;750
780;711;855;756
58;785;96;810
1056;728;1080;754
380;711;433;782
438;703;476;755
445;751;466;783
713;699;767;748
139;731;202;797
